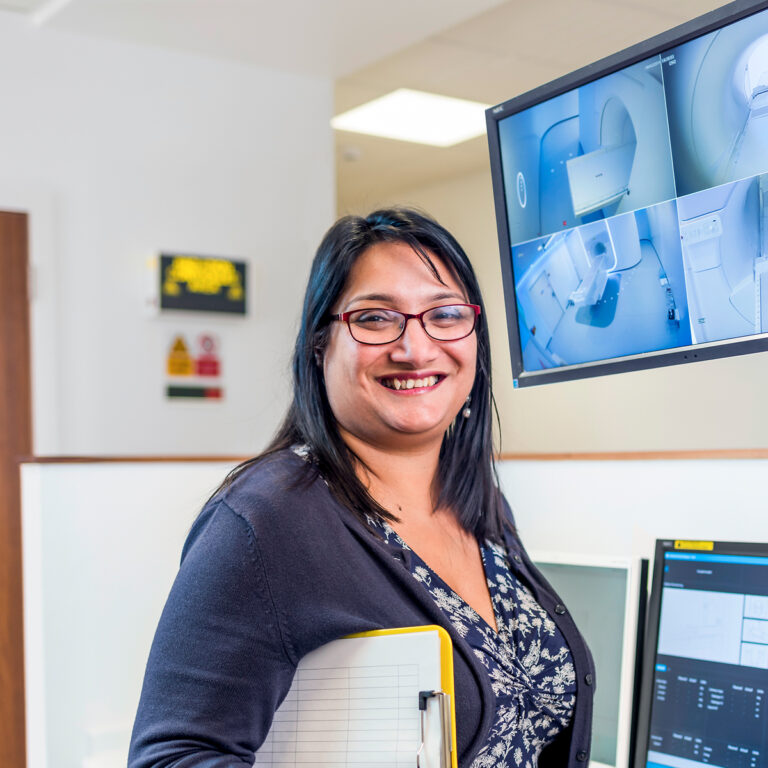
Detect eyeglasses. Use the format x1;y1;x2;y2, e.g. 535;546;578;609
332;303;481;345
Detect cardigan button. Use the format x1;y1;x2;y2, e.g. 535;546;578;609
554;604;566;615
585;673;593;685
576;751;588;762
513;554;522;563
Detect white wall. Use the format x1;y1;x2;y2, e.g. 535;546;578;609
0;11;334;456
371;167;768;453
496;458;768;560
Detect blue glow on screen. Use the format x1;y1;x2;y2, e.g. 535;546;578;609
498;7;768;374
665;552;768;566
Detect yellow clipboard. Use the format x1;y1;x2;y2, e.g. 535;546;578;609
254;623;457;768
347;625;458;768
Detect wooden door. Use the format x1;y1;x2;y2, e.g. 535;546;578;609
0;211;31;768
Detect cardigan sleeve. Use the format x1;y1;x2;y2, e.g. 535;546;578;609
128;499;296;767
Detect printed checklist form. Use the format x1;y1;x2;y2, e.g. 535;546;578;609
254;626;456;768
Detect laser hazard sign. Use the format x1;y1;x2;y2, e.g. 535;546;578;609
165;333;223;400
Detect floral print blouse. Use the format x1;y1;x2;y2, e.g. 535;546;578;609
370;518;576;768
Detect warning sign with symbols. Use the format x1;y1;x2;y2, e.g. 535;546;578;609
195;335;221;377
167;335;195;376
166;333;224;400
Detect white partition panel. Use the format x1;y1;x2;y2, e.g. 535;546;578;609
496;458;768;562
22;457;768;768
21;460;238;768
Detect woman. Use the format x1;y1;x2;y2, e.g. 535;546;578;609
128;208;594;767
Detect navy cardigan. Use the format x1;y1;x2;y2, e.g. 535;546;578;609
128;450;594;767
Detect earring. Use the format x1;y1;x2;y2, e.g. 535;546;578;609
462;395;472;419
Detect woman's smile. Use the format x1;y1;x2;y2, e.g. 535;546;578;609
378;373;444;391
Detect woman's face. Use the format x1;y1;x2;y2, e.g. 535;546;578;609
323;240;477;452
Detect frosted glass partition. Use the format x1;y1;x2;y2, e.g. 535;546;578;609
529;553;646;768
21;460;238;768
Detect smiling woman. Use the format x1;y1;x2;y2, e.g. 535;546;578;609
128;208;596;768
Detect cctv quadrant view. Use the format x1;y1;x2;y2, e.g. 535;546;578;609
498;7;768;373
646;552;768;768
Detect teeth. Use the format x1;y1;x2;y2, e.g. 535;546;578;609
383;375;439;390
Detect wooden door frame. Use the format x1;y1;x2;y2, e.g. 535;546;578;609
1;210;32;768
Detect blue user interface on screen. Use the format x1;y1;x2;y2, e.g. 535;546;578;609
498;7;768;373
644;551;768;768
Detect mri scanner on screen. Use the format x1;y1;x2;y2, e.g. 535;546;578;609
493;5;768;379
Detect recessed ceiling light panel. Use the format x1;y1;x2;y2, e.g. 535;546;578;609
331;88;489;147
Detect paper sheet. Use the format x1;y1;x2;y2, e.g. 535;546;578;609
254;630;445;767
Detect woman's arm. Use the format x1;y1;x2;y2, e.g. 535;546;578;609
128;499;295;767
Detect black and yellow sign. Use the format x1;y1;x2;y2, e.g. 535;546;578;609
166;335;195;376
160;254;247;314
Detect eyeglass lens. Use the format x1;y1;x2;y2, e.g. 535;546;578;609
347;304;476;344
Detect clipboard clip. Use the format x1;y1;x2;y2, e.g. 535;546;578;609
417;690;452;768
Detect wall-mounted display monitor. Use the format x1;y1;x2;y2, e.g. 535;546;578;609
487;0;768;386
530;552;648;768
633;539;768;768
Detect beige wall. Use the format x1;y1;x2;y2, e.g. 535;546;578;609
351;168;768;453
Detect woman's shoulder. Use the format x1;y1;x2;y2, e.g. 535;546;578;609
218;447;326;514
189;447;339;545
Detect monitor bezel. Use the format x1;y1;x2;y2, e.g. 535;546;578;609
632;538;768;768
529;551;648;768
486;0;768;388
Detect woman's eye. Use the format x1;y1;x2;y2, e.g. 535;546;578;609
429;306;463;323
353;310;395;325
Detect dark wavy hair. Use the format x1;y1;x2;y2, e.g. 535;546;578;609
226;207;507;542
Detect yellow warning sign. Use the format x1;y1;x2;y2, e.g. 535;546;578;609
167;335;194;376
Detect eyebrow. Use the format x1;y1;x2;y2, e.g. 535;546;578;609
345;291;465;308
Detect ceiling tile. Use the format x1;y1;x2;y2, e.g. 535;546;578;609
42;0;509;78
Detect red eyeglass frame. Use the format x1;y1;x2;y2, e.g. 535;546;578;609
331;303;481;345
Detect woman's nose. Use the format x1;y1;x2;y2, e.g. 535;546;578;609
389;317;439;363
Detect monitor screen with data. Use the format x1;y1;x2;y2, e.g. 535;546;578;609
634;540;768;768
487;0;768;386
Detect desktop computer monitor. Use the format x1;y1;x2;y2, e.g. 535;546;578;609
634;539;768;768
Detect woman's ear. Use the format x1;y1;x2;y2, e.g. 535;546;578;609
314;348;323;367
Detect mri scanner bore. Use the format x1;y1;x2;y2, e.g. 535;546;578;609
679;173;768;344
663;7;768;196
498;56;676;248
512;200;691;371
